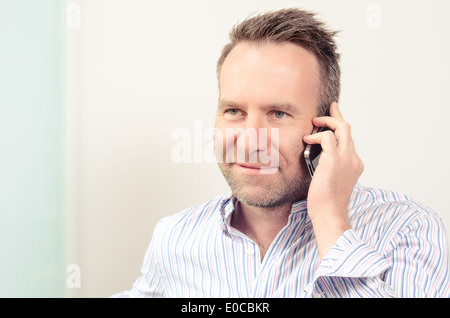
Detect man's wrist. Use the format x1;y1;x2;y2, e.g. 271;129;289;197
308;209;351;259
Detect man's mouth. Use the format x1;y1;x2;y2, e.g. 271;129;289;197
234;163;279;175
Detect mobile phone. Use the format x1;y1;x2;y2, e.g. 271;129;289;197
304;126;329;178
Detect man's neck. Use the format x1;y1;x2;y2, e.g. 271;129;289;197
230;200;292;261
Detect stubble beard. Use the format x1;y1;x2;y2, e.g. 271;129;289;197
218;157;311;208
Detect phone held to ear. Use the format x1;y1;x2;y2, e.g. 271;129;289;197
304;126;330;178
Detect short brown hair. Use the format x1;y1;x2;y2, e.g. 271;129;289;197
217;8;340;116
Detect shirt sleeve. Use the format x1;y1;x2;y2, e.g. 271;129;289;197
306;213;450;298
111;221;166;298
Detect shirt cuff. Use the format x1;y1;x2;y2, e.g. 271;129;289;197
305;229;392;295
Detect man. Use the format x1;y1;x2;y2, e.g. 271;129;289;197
115;8;449;297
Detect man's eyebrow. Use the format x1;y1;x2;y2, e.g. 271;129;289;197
218;100;299;113
264;102;299;114
217;99;239;109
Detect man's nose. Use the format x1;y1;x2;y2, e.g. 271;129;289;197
244;114;269;146
244;113;266;131
235;115;271;162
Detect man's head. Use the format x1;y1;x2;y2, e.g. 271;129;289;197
217;8;340;116
214;8;340;207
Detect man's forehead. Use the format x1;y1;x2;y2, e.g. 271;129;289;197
220;41;320;83
218;41;320;113
221;41;320;71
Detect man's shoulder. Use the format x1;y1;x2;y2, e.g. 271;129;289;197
350;183;443;231
152;193;231;237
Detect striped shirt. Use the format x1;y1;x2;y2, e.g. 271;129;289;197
115;183;450;298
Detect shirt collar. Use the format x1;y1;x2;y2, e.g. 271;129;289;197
291;199;308;214
219;192;236;220
219;193;308;220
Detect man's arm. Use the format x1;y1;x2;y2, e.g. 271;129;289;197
111;221;166;298
302;103;450;297
303;102;364;259
306;212;450;298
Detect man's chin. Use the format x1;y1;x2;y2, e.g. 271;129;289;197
235;192;291;208
227;178;309;208
218;162;310;208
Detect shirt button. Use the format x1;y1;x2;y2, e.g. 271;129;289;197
246;247;254;256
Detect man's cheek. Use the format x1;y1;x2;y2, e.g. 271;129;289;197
285;135;308;166
259;128;280;174
213;127;235;164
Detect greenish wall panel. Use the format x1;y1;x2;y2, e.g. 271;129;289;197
0;0;65;297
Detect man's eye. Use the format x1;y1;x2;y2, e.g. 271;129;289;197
227;109;240;116
273;111;286;119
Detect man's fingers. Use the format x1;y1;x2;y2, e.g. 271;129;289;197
312;103;343;128
329;102;343;120
310;103;353;150
303;129;337;154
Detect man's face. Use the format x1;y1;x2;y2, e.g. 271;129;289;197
215;41;321;207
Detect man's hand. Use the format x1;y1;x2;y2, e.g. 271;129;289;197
303;102;364;259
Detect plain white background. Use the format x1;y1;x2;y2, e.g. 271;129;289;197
66;0;450;297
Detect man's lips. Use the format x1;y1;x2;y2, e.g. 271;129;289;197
234;163;279;174
236;163;271;169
